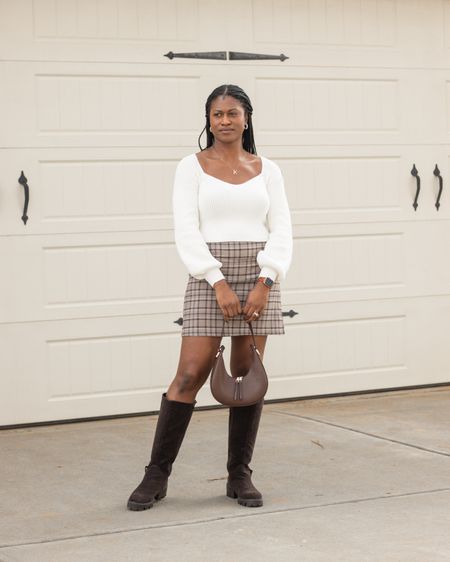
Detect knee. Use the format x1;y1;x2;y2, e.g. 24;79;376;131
174;369;206;394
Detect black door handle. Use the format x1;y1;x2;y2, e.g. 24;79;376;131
18;171;29;225
410;164;420;211
433;164;443;211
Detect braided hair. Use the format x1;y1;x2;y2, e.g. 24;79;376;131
197;84;257;155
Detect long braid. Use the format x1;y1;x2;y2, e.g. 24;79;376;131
198;85;257;155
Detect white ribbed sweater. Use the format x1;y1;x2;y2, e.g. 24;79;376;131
172;153;293;287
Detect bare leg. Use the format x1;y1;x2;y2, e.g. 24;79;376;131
230;334;267;377
167;336;222;403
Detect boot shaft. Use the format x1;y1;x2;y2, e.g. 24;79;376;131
150;393;195;476
227;399;263;474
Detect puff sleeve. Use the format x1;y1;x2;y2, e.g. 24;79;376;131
172;155;225;287
257;159;293;281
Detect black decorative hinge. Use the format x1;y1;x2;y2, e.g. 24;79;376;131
164;51;288;62
282;310;298;318
175;310;297;326
164;51;227;60
229;51;288;62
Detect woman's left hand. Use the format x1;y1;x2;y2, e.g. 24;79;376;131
243;283;270;322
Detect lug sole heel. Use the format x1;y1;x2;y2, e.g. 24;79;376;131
226;483;238;499
226;483;263;507
155;484;168;501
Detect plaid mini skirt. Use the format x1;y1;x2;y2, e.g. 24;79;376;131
181;241;284;337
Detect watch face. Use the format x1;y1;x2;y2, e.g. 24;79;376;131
264;277;274;288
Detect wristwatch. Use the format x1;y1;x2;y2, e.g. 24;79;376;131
257;277;274;289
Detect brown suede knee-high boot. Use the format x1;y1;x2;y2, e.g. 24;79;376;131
127;393;195;511
226;399;264;507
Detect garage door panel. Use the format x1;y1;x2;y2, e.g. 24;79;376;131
252;0;397;48
36;73;201;133
0;313;184;425
47;332;180;402
0;232;188;323
251;68;442;146
44;240;185;306
286;218;450;305
0;0;213;62
268;315;406;381
260;295;450;401
251;0;449;69
276;151;404;225
290;230;405;293
0;62;214;148
294;155;400;220
256;76;398;133
41;157;175;226
246;65;448;146
266;144;450;223
31;0;204;44
0;148;191;235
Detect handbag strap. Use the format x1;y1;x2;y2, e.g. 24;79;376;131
247;321;258;348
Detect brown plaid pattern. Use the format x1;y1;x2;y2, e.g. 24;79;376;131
181;242;284;336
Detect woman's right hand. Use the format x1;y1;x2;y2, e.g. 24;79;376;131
213;280;242;321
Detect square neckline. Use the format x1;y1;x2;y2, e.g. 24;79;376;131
194;153;264;186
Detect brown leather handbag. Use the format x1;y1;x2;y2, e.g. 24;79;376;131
210;321;268;407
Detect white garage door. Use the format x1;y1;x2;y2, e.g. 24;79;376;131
1;0;450;425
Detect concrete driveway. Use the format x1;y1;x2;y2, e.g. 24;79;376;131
1;386;449;561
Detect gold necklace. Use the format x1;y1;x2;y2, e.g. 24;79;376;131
212;146;240;175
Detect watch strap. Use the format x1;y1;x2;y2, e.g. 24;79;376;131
257;277;274;288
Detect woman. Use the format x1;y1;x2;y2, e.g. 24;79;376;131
127;84;292;511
